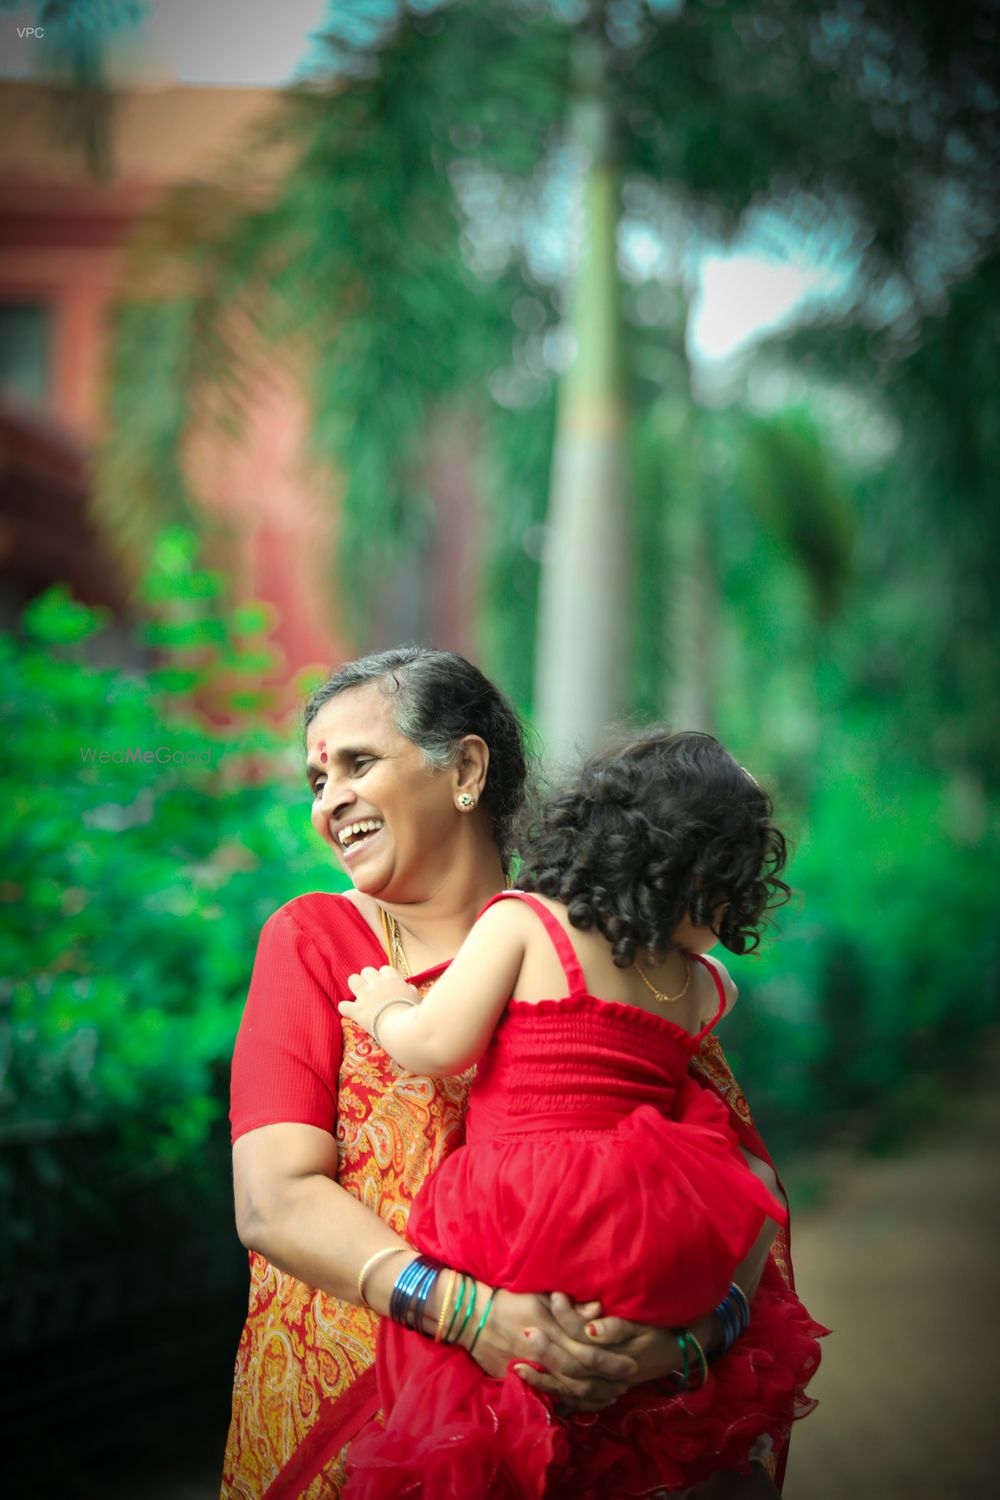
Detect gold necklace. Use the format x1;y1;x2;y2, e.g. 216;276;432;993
633;954;691;1005
381;877;514;980
381;909;412;980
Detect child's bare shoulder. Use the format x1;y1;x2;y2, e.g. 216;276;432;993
476;891;550;933
479;890;569;937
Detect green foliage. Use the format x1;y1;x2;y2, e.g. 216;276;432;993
94;0;999;644
0;533;345;1175
721;746;999;1157
478;393;557;713
52;0;1000;1161
737;410;855;620
626;353;998;1156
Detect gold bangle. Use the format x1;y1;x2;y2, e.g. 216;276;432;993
434;1268;458;1342
358;1246;410;1308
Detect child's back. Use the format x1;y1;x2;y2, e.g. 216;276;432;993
500;888;736;1033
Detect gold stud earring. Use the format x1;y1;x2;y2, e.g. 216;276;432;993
457;793;476;811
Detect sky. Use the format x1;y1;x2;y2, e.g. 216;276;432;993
0;0;333;88
0;0;840;364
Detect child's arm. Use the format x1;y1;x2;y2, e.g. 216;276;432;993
337;898;529;1075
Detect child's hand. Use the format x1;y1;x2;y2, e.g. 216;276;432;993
339;965;420;1039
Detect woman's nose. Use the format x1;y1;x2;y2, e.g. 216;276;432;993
319;776;354;819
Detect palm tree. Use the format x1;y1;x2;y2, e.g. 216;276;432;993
34;0;997;756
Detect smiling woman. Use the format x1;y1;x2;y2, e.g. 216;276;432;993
304;678;500;911
221;647;796;1499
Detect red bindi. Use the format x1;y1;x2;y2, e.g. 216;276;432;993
318;740;328;764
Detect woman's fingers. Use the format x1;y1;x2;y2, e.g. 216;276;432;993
512;1363;628;1413
546;1292;638;1349
523;1325;637;1381
582;1314;635;1345
547;1292;596;1340
570;1297;603;1319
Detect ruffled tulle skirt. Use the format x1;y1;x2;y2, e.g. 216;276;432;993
346;1283;827;1498
345;1092;825;1498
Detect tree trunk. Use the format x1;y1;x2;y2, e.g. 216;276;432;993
664;420;717;733
534;30;630;767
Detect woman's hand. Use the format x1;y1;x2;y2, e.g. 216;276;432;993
463;1288;638;1413
339;965;420;1038
545;1294;689;1387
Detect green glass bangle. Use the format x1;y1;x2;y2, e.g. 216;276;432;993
467;1286;498;1356
663;1328;691;1392
686;1330;709;1389
441;1273;466;1346
445;1275;473;1346
678;1330;692;1390
656;1328;692;1396
454;1279;479;1346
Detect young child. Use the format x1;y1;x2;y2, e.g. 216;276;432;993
339;728;825;1498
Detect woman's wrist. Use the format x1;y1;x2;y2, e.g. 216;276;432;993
359;1247;419;1318
688;1310;721;1357
418;1269;494;1348
373;1254;495;1353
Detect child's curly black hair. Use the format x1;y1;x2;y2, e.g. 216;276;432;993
517;727;790;966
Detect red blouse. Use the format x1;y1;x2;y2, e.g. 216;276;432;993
230;892;387;1141
223;892;474;1499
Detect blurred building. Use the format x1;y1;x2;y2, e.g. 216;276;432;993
0;79;352;697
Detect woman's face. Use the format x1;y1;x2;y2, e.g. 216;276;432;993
306;683;462;903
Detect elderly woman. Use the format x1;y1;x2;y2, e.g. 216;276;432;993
222;648;794;1498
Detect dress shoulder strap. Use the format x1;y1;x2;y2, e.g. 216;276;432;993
476;890;587;998
689;952;729;1043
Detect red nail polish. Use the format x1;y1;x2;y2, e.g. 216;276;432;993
586;1323;598;1337
523;1329;532;1338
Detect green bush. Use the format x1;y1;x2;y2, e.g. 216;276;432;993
721;738;1000;1155
1;528;996;1184
0;531;345;1178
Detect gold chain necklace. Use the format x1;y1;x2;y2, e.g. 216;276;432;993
633;954;692;1005
380;876;515;981
381;908;412;980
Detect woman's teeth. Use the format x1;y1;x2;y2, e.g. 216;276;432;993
338;818;384;850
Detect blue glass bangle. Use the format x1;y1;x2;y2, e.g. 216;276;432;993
389;1255;430;1325
720;1300;738;1350
388;1262;418;1320
729;1282;751;1332
409;1261;442;1335
709;1281;751;1364
401;1263;436;1331
394;1256;445;1335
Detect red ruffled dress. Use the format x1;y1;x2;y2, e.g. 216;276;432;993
346;893;825;1498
